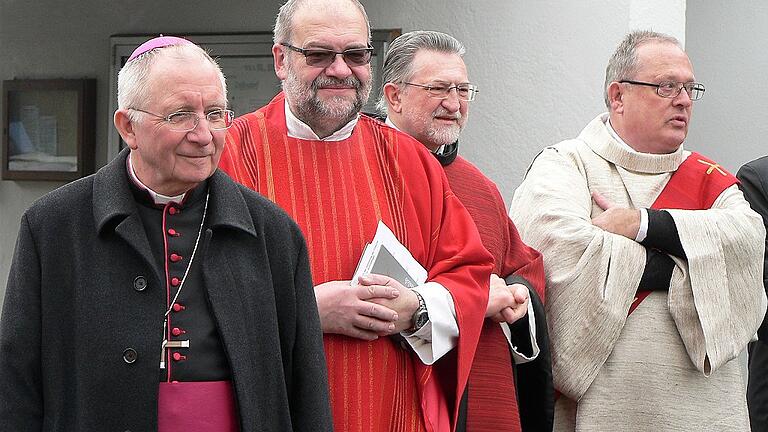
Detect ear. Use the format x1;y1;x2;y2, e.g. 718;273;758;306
114;109;139;150
273;43;288;80
383;82;404;114
607;82;625;114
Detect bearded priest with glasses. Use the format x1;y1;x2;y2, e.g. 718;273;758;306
511;30;765;431
219;0;494;431
0;36;332;432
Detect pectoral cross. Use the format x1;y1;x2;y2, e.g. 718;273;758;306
160;339;190;369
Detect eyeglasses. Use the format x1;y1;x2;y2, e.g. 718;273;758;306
280;43;374;68
402;82;479;102
130;108;235;131
619;80;706;101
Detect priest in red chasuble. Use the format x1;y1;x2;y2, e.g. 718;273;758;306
510;30;766;431
379;31;552;432
218;1;493;431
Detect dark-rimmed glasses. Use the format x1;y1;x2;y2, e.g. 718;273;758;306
403;82;479;102
280;43;374;67
130;108;235;131
619;80;705;101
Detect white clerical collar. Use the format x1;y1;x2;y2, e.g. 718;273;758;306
284;100;359;141
127;153;186;205
384;116;447;155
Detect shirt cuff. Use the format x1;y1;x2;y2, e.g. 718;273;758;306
401;281;458;365
500;299;540;364
635;208;649;242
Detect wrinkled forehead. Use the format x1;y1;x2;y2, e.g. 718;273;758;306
410;50;468;81
633;41;694;79
147;56;226;107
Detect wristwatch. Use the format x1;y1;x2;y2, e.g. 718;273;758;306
409;289;429;332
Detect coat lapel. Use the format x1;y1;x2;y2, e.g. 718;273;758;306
92;149;162;285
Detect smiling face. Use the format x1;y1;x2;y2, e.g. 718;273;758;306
274;0;372;137
609;41;695;154
121;54;227;196
387;49;469;151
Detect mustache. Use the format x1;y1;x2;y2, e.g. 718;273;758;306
312;75;362;91
433;107;462;120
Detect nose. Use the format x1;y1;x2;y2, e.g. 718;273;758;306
673;87;693;107
441;90;462;112
324;54;353;79
186;117;214;145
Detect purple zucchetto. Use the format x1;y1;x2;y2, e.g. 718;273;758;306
127;35;194;62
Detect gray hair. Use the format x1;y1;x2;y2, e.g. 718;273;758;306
603;30;682;108
273;0;371;45
117;44;227;122
376;30;466;114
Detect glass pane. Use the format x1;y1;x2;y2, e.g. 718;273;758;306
8;89;78;172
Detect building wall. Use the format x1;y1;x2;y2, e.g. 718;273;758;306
685;0;768;173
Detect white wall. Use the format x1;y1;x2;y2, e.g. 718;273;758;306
685;0;768;174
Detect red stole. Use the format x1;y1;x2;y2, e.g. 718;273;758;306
629;152;738;314
219;93;491;432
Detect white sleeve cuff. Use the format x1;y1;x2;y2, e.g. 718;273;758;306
401;282;458;365
635;208;649;242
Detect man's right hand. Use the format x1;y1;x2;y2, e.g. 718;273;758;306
314;281;401;341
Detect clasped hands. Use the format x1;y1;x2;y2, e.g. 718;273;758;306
314;275;419;341
316;272;531;341
487;274;529;324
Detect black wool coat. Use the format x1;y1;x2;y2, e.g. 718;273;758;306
0;149;333;431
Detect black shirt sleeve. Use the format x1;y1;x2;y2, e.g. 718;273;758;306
641;208;686;259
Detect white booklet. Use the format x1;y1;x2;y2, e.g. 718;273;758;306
351;221;428;288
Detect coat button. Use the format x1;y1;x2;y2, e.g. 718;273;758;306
172;352;186;361
171;277;181;287
123;348;138;364
167;228;178;236
133;276;147;292
172;303;186;312
170;253;182;262
171;327;185;336
168;207;178;215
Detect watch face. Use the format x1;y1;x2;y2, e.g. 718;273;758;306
414;310;429;330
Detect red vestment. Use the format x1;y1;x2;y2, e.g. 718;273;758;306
443;156;546;432
219;93;492;432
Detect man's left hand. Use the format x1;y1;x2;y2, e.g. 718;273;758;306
591;191;640;239
359;274;420;334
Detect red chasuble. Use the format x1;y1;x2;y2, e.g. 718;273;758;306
219;93;492;432
630;152;739;314
443;156;546;432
